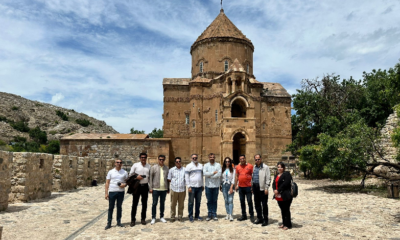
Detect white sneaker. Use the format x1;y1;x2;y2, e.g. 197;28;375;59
225;215;229;220
206;217;211;221
229;215;234;221
160;218;167;223
151;218;156;225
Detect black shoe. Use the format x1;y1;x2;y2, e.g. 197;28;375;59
250;215;255;223
253;219;263;224
141;219;146;225
262;221;268;227
117;223;124;227
130;221;135;227
105;224;111;230
237;216;247;221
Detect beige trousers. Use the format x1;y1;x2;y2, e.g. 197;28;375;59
170;189;186;218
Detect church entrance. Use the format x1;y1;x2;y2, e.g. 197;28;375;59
232;132;246;165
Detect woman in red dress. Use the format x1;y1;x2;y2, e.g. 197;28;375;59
272;162;293;230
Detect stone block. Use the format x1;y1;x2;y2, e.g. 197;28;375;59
0;151;12;211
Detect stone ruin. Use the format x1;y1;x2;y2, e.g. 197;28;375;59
0;150;116;211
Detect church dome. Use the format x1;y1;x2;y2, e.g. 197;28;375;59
191;9;254;53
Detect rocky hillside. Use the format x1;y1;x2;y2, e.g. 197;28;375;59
0;92;118;143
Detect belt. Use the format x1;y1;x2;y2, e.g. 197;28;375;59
139;184;148;186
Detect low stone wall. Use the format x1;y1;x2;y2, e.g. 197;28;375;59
93;158;107;183
60;138;172;167
0;151;12;211
52;155;78;192
77;157;95;187
10;152;53;202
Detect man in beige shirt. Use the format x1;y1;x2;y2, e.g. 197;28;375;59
149;154;170;225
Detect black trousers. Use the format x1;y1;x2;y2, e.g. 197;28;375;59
131;184;149;222
253;183;268;221
277;198;292;228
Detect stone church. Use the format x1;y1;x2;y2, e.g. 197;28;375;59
163;9;292;165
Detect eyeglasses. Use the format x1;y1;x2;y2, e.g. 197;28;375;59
192;157;198;160
159;159;165;161
116;162;122;164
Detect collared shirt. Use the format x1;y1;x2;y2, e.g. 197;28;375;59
203;162;221;188
106;168;128;192
221;168;236;185
236;163;253;187
253;163;263;184
154;165;167;191
185;162;204;188
130;162;150;184
168;166;186;192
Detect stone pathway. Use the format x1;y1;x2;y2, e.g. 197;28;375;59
1;179;400;240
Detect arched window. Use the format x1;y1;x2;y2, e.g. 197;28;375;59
185;115;189;124
192;120;196;128
224;60;229;72
215;110;218;122
247;64;249;74
231;98;247;117
200;62;203;73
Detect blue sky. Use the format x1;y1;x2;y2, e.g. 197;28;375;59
1;0;399;133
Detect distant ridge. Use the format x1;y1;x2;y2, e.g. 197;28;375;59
0;92;118;143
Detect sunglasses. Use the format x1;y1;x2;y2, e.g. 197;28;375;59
255;159;261;161
159;159;165;161
192;157;198;160
176;161;181;163
140;157;147;159
116;162;122;164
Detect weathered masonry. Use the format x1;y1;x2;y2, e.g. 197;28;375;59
163;9;292;165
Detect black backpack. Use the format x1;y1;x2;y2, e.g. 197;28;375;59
291;180;298;198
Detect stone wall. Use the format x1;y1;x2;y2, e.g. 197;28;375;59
374;109;400;180
77;157;95;187
0;151;12;211
52;155;78;192
9;152;53;202
60;138;172;167
93;158;107;183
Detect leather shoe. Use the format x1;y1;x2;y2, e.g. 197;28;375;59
262;221;268;227
237;216;247;221
253;219;263;224
105;224;111;230
116;223;124;227
250;215;255;223
141;219;146;225
130;221;135;227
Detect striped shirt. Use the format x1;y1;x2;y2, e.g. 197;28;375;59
185;162;204;188
253;163;262;184
168;166;186;192
203;162;221;188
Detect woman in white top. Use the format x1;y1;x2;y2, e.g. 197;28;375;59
220;157;235;221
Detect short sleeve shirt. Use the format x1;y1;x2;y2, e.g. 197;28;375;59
236;163;253;187
106;168;128;192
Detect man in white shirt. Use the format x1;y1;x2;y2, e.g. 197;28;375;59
167;157;186;222
185;154;204;222
203;153;221;221
105;159;128;230
129;153;151;227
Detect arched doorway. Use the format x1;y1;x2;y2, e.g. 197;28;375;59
231;98;247;117
232;132;246;165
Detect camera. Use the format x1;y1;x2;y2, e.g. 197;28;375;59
117;182;121;186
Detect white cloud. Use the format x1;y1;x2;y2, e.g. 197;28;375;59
51;93;64;104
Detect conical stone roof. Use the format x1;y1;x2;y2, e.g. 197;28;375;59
191;9;253;51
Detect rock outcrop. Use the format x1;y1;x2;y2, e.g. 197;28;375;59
0;92;118;143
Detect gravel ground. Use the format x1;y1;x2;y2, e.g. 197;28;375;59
1;178;399;240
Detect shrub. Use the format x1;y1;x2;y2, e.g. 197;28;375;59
29;126;47;144
46;140;60;154
13;136;27;143
0;140;6;146
10;121;30;132
0;116;7;122
55;110;69;121
49;130;57;135
76;119;92;127
11;106;19;111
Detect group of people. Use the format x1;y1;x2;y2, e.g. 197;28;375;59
105;152;294;231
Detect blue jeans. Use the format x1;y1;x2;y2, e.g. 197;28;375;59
205;187;219;217
107;191;125;225
188;187;202;218
152;190;167;219
238;187;254;217
222;183;234;215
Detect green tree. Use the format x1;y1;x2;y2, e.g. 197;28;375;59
29;126;47;144
148;128;164;138
130;128;145;134
45;140;60;154
10;121;30;132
